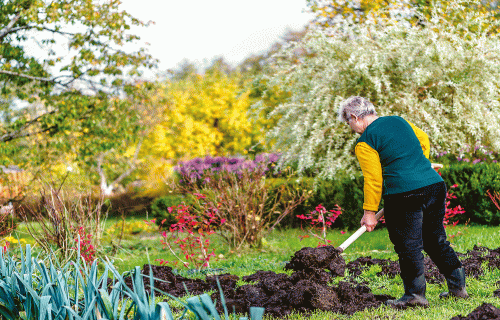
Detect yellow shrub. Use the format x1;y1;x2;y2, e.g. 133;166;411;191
105;220;158;236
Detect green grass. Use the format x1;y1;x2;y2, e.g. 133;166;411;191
5;220;500;319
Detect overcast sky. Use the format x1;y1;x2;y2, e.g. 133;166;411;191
119;0;313;78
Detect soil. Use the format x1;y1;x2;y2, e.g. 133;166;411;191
346;244;500;284
450;303;500;320
113;245;500;318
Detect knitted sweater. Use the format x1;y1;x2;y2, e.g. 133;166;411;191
355;116;443;211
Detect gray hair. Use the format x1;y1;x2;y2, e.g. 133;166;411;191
337;96;377;122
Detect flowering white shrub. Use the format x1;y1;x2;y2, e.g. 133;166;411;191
254;0;500;180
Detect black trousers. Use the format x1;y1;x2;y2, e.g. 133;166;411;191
384;181;462;283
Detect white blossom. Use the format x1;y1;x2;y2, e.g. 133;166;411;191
254;0;500;180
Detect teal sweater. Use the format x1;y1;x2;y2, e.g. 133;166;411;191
356;116;443;209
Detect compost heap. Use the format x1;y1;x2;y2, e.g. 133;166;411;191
119;245;500;318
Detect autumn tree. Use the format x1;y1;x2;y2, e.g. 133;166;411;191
0;1;154;157
0;0;156;194
306;0;499;30
135;60;268;193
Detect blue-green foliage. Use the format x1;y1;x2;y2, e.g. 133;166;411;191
0;243;265;320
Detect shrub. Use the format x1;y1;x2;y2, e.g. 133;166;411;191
105;219;158;236
434;143;500;166
254;0;500;180
156;201;224;270
296;204;343;246
264;177;316;228
271;163;500;229
178;165;310;249
174;153;284;189
439;163;500;225
266;175;374;231
150;194;193;228
0;203;17;237
18;183;107;264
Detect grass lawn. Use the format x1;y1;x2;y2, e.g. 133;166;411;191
6;218;500;319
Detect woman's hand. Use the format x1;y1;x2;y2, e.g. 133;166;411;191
360;210;378;232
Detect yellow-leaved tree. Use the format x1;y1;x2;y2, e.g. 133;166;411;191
307;0;499;31
137;63;269;195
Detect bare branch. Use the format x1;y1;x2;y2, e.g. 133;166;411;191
0;108;57;142
0;11;22;41
0;124;56;142
96;152;108;190
6;25;76;36
0;70;57;84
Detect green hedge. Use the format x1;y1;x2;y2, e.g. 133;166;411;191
265;163;500;230
264;175;373;231
439;163;500;225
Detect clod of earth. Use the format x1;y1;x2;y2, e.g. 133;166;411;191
284;246;346;277
494;288;500;298
450;303;500;320
113;245;500;317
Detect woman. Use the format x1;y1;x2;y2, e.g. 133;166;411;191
338;96;468;308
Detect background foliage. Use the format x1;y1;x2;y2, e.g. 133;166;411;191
255;0;500;180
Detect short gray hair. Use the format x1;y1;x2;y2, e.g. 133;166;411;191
337;96;377;122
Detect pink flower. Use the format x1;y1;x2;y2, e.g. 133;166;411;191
315;204;326;213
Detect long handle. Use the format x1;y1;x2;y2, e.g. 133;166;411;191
338;208;384;252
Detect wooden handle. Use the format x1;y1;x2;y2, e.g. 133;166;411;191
338;208;384;252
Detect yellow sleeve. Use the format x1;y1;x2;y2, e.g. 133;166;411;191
355;142;383;212
407;121;430;159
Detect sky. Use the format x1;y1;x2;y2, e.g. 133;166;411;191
119;0;314;78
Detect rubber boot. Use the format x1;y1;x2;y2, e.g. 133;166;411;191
439;267;469;299
385;274;429;309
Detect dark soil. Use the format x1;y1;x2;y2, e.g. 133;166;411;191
346;244;500;285
450;303;500;320
114;245;500;318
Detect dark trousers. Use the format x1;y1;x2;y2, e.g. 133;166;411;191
384;181;462;283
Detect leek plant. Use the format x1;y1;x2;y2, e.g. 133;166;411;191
0;242;264;320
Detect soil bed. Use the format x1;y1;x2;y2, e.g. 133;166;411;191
115;245;500;318
347;244;500;284
450;303;500;320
